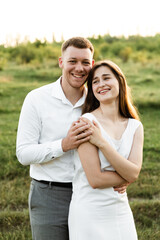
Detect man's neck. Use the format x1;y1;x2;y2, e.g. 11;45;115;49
61;80;85;106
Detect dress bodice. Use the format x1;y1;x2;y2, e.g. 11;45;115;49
79;113;141;171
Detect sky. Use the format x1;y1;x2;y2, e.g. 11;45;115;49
0;0;160;45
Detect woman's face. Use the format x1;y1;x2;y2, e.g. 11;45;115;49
92;66;119;104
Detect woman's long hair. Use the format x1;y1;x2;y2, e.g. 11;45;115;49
82;60;139;120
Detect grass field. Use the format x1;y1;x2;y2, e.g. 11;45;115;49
0;60;160;239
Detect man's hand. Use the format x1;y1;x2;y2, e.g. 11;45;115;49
113;182;129;194
62;120;92;152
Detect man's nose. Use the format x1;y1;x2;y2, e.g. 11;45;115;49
75;62;83;71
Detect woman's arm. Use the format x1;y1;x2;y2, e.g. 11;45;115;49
89;121;144;183
78;141;127;189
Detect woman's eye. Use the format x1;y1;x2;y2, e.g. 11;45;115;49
92;80;98;84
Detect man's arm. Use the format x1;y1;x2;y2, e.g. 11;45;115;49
16;93;63;165
16;93;92;166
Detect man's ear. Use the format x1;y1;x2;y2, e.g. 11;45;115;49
59;57;63;68
92;59;95;67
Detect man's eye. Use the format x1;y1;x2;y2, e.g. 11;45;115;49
83;62;90;65
69;60;76;63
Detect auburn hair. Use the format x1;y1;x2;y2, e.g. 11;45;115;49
82;60;139;120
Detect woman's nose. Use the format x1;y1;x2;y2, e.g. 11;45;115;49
99;80;106;87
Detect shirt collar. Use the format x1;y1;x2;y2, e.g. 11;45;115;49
51;77;65;100
74;87;87;108
51;77;87;108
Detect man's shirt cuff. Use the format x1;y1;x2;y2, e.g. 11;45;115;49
49;139;65;159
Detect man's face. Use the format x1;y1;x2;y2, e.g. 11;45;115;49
59;46;94;89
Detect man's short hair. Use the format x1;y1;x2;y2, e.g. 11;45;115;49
61;37;94;55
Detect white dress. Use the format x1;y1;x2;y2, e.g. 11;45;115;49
69;113;142;240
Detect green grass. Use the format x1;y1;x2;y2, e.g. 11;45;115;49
131;200;160;240
0;210;31;240
0;60;160;239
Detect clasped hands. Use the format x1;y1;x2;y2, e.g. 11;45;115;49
62;117;92;152
62;117;102;151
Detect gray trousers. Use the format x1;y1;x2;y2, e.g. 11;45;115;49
29;179;72;240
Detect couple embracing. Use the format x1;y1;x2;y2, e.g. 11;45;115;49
16;37;143;240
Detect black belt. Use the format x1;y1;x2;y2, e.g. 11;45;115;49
33;179;72;188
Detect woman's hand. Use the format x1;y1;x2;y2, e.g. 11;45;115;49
89;120;104;147
80;117;105;148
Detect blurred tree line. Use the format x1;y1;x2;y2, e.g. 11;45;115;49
0;34;160;70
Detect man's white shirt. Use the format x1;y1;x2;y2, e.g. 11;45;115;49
16;77;86;182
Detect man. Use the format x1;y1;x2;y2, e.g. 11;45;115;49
16;37;94;240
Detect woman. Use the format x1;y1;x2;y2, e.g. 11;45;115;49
69;60;144;240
